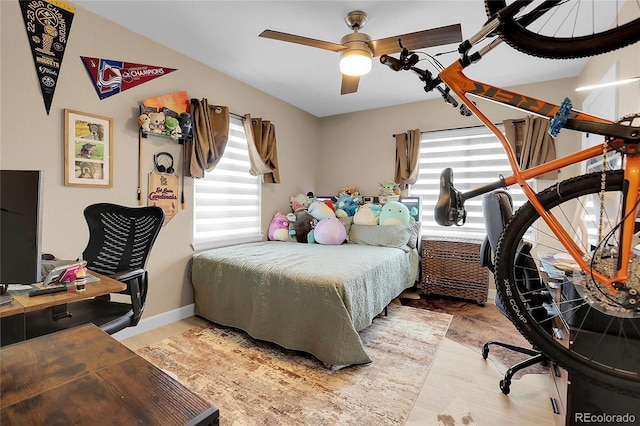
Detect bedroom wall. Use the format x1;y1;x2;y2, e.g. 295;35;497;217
0;1;320;318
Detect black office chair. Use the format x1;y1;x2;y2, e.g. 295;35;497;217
479;190;554;395
26;203;164;338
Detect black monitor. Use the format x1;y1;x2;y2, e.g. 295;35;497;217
1;170;44;284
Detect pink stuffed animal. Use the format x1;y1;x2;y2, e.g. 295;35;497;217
268;212;290;241
314;217;347;245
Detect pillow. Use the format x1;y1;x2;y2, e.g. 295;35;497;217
338;216;353;235
407;221;421;249
348;224;414;248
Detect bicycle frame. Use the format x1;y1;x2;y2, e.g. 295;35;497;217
438;52;639;295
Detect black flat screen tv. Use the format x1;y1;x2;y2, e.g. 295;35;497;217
1;170;43;284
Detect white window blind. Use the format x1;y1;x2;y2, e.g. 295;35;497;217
192;117;262;250
411;125;529;241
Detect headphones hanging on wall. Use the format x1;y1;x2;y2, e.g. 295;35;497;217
154;152;174;174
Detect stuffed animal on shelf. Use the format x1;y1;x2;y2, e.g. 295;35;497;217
164;116;182;140
339;186;358;197
378;181;401;204
137;113;151;132
379;181;401;197
147;111;166;134
314;217;347;245
268;211;290;241
379;201;411;225
353;203;382;225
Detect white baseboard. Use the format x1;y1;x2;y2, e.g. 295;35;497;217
111;303;195;341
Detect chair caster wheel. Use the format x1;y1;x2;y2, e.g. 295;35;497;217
482;343;490;359
500;379;511;395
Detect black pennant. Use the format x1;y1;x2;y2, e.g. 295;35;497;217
20;0;75;115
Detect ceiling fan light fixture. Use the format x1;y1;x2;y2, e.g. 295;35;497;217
339;47;372;76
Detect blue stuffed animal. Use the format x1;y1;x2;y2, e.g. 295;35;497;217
334;194;359;218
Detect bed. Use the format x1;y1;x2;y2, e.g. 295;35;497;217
190;198;422;368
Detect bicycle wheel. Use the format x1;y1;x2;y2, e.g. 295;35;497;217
495;170;640;396
485;0;640;59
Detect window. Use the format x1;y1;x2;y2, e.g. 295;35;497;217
411;125;529;241
192;117;262;250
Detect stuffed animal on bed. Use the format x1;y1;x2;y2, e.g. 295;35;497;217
287;210;317;243
314;217;347;245
307;200;336;220
290;193;313;212
334;194;359;218
268;211;290;241
379;201;411;225
353;203;382;225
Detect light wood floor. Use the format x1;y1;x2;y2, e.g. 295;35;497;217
122;317;556;425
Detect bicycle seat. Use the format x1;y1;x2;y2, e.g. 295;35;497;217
434;168;466;226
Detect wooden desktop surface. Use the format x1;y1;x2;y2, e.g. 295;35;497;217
0;323;219;425
0;299;24;319
10;271;126;312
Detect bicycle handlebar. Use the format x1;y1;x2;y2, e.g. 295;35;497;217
380;52;465;112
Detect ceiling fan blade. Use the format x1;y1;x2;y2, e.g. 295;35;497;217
259;30;346;52
341;74;360;95
369;23;462;57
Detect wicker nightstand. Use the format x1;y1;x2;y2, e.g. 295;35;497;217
421;237;489;305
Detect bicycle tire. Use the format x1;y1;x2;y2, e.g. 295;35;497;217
485;1;640;59
495;170;640;397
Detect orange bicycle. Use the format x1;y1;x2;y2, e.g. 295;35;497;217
383;0;640;396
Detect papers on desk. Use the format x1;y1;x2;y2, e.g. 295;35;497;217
7;284;33;291
552;253;579;273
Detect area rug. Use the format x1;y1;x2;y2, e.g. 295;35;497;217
402;296;548;377
136;304;451;425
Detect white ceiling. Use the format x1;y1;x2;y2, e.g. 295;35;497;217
75;1;588;118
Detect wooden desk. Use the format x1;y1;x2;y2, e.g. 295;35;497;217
0;299;24;319
10;272;126;313
0;272;126;346
0;324;219;425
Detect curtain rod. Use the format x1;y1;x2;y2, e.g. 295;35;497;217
392;122;510;137
190;98;245;120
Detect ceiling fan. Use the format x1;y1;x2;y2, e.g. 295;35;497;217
259;10;462;95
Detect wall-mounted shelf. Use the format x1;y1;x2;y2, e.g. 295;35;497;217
140;130;191;144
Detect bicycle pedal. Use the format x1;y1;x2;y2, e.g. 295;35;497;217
549;97;573;137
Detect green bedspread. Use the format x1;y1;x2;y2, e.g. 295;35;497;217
191;241;419;368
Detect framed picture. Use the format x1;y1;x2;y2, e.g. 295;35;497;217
64;109;113;187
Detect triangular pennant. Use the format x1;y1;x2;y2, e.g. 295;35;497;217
20;0;76;115
81;57;177;100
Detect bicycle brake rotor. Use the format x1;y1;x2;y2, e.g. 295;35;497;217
569;254;640;319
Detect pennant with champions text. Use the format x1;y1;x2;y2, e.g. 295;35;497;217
20;0;76;115
81;56;177;100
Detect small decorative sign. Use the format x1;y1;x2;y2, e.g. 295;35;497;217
20;0;76;115
81;56;177;100
148;172;178;226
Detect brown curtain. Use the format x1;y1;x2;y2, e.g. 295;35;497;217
244;114;280;184
504;116;558;179
184;99;229;179
394;129;421;189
